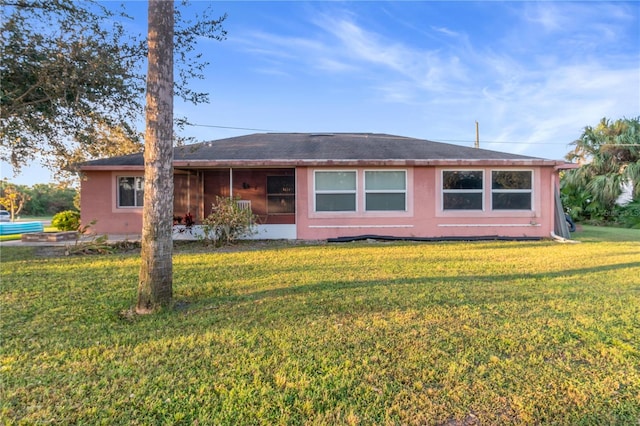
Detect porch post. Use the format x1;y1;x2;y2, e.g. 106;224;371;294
229;167;233;198
199;171;204;219
187;171;191;209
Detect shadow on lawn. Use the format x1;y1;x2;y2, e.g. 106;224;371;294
180;260;639;319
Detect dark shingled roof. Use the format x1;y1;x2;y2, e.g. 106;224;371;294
81;133;549;167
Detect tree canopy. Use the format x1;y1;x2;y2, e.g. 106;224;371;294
562;117;640;223
1;0;226;180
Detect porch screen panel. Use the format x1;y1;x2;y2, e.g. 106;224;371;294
267;175;295;214
365;171;406;211
442;171;483;210
315;171;356;212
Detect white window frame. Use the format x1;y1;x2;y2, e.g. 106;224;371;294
491;170;533;211
314;170;358;212
364;170;407;212
441;169;484;211
117;176;144;208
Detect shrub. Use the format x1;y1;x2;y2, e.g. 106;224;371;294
51;210;80;231
200;196;257;246
616;201;640;229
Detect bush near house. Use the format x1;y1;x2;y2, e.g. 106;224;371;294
51;210;81;231
616;201;640;229
200;196;257;246
1;228;639;424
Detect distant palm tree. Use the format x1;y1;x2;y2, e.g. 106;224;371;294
562;117;640;220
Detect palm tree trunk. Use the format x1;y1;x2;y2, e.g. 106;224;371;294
137;0;174;313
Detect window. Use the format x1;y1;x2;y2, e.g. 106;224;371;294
315;171;356;212
267;175;295;214
365;171;406;211
492;171;532;210
118;177;144;207
442;170;483;210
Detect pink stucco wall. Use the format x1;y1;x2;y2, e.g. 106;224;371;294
82;165;558;239
296;166;557;240
80;170;144;235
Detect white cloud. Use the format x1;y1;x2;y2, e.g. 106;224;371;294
431;26;460;38
522;3;564;32
230;3;638;160
314;13;471;95
315;57;359;73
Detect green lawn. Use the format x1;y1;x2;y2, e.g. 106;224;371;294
1;228;639;424
574;224;640;242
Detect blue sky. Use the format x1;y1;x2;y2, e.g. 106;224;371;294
3;0;639;185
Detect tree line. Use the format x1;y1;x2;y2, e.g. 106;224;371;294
0;181;77;217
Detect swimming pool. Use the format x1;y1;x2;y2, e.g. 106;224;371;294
0;222;44;236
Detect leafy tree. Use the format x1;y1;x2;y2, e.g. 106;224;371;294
1;0;226;180
0;182;30;220
1;0;142;177
137;0;175;313
562;117;640;222
24;184;77;216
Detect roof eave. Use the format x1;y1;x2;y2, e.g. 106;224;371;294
80;158;567;170
79;165;144;171
173;158;564;167
554;162;579;170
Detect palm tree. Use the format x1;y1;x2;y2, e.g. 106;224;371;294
137;0;174;313
562;117;640;221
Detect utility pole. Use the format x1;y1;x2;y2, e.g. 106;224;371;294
475;121;479;149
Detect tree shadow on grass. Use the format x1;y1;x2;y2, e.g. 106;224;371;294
178;260;640;320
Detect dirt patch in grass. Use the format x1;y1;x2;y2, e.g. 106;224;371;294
32;246;68;257
26;239;326;258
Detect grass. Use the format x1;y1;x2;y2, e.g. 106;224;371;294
574;224;640;242
1;227;639;424
12;216;53;221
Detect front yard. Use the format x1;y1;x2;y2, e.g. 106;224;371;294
1;227;639;424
